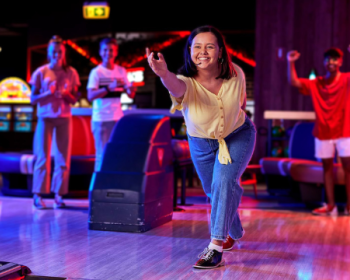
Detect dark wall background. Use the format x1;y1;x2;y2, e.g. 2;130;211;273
0;1;256;108
253;0;350;162
0;35;27;81
27;1;256;46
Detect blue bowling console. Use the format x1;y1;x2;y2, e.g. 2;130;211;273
88;114;174;233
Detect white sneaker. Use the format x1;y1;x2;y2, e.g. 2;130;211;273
53;195;66;209
312;204;338;216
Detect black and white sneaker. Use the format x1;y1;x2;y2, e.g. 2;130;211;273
53;196;66;209
33;196;47;210
193;247;225;269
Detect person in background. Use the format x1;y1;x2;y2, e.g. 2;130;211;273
87;37;135;172
30;35;81;209
146;25;256;269
287;47;350;216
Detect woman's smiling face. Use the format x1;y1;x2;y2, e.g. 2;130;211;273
190;32;222;70
48;43;65;66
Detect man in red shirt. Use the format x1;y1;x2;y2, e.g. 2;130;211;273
287;47;350;216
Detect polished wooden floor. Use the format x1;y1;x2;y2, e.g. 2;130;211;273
0;186;349;280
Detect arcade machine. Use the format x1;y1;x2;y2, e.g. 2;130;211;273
0;77;35;153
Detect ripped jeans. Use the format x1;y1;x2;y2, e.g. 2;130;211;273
187;116;256;240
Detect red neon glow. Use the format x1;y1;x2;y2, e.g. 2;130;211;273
26;48;32;83
227;47;256;67
157;148;164;167
65;40;99;65
122;32;191;68
150;116;170;143
132;82;145;87
127;67;145;87
126;67;145;72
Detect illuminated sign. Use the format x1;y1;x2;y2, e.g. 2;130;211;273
83;2;110;19
0;77;31;104
127;67;145;87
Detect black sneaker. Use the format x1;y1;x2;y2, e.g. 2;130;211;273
53;196;66;209
193;247;225;269
33;196;47;210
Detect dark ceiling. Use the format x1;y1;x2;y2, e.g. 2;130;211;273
0;1;256;86
1;1;256;44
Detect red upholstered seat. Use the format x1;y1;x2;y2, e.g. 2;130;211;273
260;157;317;176
290;162;345;185
0;115;96;197
260;157;294;176
71;116;95;156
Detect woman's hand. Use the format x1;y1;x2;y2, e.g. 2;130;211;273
49;81;57;94
146;47;168;78
60;83;70;97
286;50;300;62
60;83;78;104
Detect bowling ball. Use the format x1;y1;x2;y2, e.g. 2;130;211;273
172;139;191;159
272;126;285;137
283;147;289;157
178;123;187;135
272;146;283;157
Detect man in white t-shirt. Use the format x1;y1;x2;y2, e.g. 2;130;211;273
87;38;135;171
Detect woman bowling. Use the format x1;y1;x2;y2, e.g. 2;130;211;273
30;35;81;209
146;25;256;269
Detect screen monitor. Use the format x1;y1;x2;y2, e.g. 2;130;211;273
0;106;11;121
0;121;10;131
14;121;32;132
0;77;31;104
14;106;33;121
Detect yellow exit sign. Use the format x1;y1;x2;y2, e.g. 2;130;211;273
83;2;110;19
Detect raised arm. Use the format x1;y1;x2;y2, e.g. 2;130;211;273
287;50;302;89
146;48;186;98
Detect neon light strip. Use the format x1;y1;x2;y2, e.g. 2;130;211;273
126;67;145;72
121;32;191;68
227;47;256;67
65;40;99;65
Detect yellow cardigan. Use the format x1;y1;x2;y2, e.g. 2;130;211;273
170;63;246;165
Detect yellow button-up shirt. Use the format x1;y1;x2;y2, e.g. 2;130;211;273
170;63;246;165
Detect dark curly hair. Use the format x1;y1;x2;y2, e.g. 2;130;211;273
178;25;236;79
324;47;343;59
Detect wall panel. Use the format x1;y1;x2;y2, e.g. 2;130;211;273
253;0;350;162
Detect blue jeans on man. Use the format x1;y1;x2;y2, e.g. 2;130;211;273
91;120;117;171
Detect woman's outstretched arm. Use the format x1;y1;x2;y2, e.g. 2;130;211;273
146;48;186;98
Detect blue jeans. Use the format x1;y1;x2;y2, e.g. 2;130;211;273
188;116;256;241
91;120;117;171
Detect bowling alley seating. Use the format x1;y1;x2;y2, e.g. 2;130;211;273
171;138;193;208
0;115;95;197
289;161;345;204
88;114;174;232
260;121;345;204
260;122;317;196
0;107;195;204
